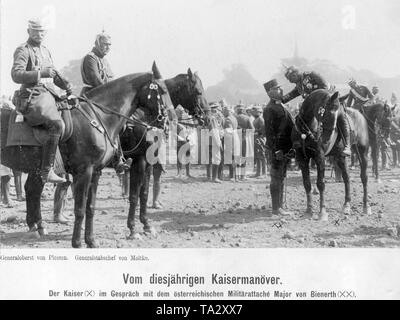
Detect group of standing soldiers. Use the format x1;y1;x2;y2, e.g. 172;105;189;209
198;100;268;184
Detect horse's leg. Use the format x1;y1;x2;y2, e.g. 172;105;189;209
335;155;351;215
25;172;46;235
298;158;313;217
315;155;327;221
71;166;93;248
127;157;145;240
84;170;101;248
358;145;371;215
140;163;155;235
370;138;380;182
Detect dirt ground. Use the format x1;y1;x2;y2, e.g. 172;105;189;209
1;163;400;248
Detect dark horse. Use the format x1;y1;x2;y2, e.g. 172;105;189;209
120;66;208;240
320;91;371;215
347;94;392;182
291;89;330;221
1;68;172;248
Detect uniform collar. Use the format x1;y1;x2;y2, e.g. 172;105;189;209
92;46;105;58
27;38;42;48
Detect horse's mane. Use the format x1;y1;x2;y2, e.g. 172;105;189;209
301;89;331;118
85;72;153;100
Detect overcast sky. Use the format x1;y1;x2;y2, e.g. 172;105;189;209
1;0;400;94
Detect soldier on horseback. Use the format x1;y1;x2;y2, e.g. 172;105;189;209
282;66;351;156
81;31;114;95
11;19;75;184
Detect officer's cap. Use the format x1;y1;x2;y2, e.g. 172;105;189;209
263;79;280;93
28;18;47;31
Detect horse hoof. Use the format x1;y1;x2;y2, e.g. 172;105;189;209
86;241;99;248
37;228;48;237
72;241;82;248
343;204;351;215
305;208;313;216
144;226;157;236
312;213;320;221
319;212;329;222
364;206;372;215
312;187;319;195
127;233;143;241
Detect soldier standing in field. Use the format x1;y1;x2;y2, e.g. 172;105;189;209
263;79;293;216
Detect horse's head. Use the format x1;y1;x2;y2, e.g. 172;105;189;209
134;64;174;129
167;68;208;121
320;91;341;151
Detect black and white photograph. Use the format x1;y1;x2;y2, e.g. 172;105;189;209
1;0;400;301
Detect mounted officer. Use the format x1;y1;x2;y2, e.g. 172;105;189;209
282;66;351;156
346;79;373;110
263;79;293;216
11;19;75;184
81;31;114;95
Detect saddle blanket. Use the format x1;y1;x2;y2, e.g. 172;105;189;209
6;109;72;147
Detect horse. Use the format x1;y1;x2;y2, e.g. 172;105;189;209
0;66;172;248
346;93;392;181
291;89;331;221
320;91;371;216
120;66;208;240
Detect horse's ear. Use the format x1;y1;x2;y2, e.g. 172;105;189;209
330;91;339;102
152;61;162;79
187;68;193;79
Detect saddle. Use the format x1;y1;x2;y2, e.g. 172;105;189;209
6;101;74;147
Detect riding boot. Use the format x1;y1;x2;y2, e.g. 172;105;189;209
338;114;351;156
13;172;25;201
40;135;66;184
212;165;222;183
270;182;280;214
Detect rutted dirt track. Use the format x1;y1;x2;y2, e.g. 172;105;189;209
1;165;400;248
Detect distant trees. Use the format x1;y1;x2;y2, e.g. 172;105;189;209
59;59;83;94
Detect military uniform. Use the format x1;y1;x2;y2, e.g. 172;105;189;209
221;112;239;180
253;111;267;177
281;71;328;103
236;108;254;180
11;39;72;125
263;79;294;215
204;104;223;182
346;84;373;110
283;67;350;156
81;47;114;95
11;22;72;185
